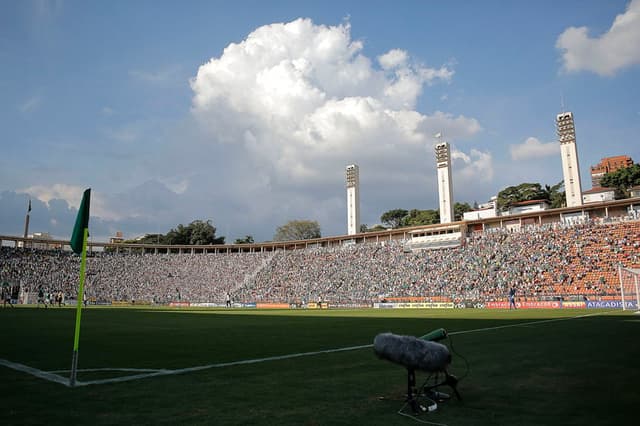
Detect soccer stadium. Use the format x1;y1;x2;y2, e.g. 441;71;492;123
2;110;640;426
3;3;640;425
2;193;640;425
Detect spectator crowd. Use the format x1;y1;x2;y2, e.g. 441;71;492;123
1;219;639;305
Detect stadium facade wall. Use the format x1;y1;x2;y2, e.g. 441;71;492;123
2;198;640;254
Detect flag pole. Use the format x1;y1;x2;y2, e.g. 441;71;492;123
70;227;89;387
68;188;91;387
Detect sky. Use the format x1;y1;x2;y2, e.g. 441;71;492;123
1;0;639;243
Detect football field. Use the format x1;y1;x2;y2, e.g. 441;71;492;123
1;306;638;425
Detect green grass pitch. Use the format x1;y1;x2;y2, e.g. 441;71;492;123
1;306;638;425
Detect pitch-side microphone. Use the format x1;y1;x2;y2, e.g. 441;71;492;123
373;332;451;373
419;327;447;342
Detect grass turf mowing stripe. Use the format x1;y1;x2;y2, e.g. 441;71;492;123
1;311;606;388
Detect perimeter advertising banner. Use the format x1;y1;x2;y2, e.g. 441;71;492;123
373;302;455;309
486;301;562;309
191;302;257;308
307;302;329;309
586;300;638;309
562;301;587;309
256;303;290;309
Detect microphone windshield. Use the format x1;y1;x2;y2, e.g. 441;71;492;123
374;332;451;372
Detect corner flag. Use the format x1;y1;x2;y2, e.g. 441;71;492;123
70;189;91;254
70;188;91;386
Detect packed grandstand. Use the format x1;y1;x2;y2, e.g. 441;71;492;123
2;216;639;308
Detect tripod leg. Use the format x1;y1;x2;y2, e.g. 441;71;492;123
407;369;422;413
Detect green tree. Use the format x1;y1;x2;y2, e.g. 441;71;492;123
601;164;640;198
165;224;189;245
453;202;473;221
542;181;566;208
380;209;408;228
273;220;321;241
190;220;224;245
234;235;254;244
496;183;547;211
165;220;225;245
402;209;439;227
361;224;387;233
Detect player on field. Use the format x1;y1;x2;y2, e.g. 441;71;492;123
509;286;517;310
2;283;14;308
37;285;47;308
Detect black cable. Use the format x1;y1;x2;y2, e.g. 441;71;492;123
447;333;470;380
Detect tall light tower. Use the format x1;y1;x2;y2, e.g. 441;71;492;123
346;164;360;235
23;199;31;240
435;138;454;223
556;111;583;207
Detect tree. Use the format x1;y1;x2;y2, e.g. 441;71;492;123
361;224;387;233
453;202;473;221
543;181;566;209
273;220;321;241
165;220;225;245
190;220;224;245
402;209;439;227
380;209;408;228
496;183;547;211
234;235;254;244
601;164;640;198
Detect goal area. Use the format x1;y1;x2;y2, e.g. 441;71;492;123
618;266;640;312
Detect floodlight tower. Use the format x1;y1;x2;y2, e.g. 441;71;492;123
435;139;454;223
556;111;583;207
346;164;360;235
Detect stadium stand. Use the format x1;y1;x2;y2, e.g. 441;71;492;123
1;219;639;306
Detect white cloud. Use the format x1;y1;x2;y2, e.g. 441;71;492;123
19;184;123;221
190;18;473;188
510;137;559;161
158;177;190;194
20;183;85;207
452;148;494;182
378;49;408;69
556;0;640;76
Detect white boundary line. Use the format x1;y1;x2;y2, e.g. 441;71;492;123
0;311;612;387
47;367;166;374
0;358;71;387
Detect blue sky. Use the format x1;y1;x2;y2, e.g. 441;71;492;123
1;0;639;243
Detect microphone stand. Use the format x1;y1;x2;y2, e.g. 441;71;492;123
422;370;462;402
406;368;423;413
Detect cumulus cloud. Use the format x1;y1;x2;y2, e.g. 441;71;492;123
510;137;559;161
378;49;408;70
556;0;640;76
452;148;494;182
19;184;122;221
2;18;486;242
190;18;475;187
